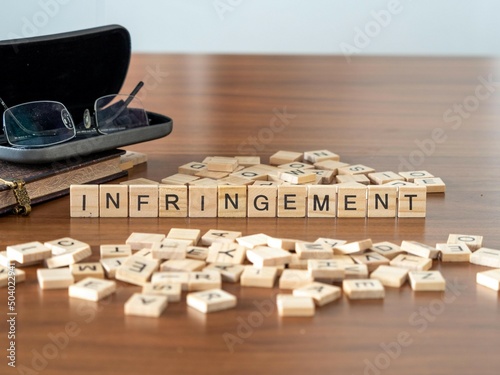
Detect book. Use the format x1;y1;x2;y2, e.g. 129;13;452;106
0;149;128;215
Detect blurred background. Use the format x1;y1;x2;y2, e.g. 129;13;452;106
1;0;500;56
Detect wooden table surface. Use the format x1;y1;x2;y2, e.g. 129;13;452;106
1;54;500;375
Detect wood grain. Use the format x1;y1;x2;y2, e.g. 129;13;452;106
1;54;500;375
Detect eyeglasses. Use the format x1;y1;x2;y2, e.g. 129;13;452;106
0;81;148;148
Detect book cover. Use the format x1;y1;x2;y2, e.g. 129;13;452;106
0;149;127;215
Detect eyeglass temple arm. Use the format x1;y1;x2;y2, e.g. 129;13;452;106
123;81;144;108
0;97;27;134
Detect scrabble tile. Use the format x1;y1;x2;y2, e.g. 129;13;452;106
336;174;370;185
167;228;201;244
476;269;500;291
351;252;391;272
161;173;200;185
236;233;272;249
370;242;404;260
44;238;92;269
334;239;373;255
186;246;209;260
400;241;439;259
188;271;222;291
398;170;434;182
279;269;314;289
151;272;189;291
218;185;247;217
68;277;116;301
240;266;278;288
276;294;315;317
37;268;74;289
307;185;337;218
269;151;303;165
132;249;162;267
201;229;242;246
367;185;397;218
368;171;405;185
343;279;385;300
160;259;206;272
293;282;342;306
338;164;375;176
408;271;446;291
296;242;333;260
125;233;165;250
99;184;128;217
278;162;314;170
304;150;340;163
235;156;261;166
187;289;237;313
100;244;132;259
313;160;349;174
100;257;129;279
189;185;218;217
315;238;347;251
129;185;158;217
0;251;41;268
308;259;345;280
151;239;190;260
268;237;303;251
159;185;188;218
247;185;277;217
178;161;207;176
337;184;367;218
120;151;147;168
288;255;309;270
218;176;255;186
398;186;426;218
124;293;168;317
447;234;483;252
0;266;25;287
370;265;409;288
390;254;432;271
309;169;336;184
142;282;182;302
413;177;446;193
278;169;316;184
203;263;245;283
115;257;159;286
231;167;269;181
436;243;471;262
206;243;247;264
383;180;416;188
246;246;292;267
70;262;104;281
194;170;229;180
6;241;51;264
188;178;219;186
342;264;369;279
120;178;159;186
206;156;238;172
70;185;99;218
470;247;500;268
277;185;307;217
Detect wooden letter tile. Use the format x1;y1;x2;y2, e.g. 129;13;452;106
207;157;239;172
408;271;446;291
398;170;434;182
470;247;500;268
338;164;375;176
279;269;314;289
100;257;129;279
247;185;277;218
116;257;159;286
159;185;188;218
296;242;333;260
308;259;345;280
370;242;404;260
413;177;446;193
152;272;189;291
129;185;158;217
100;244;132;259
187;288;237;313
269;151;303;165
343;279;385;299
0;266;25;287
342;264;369;279
436;243;471;262
447;234;483;252
142;282;182;302
99;184;128;217
277;185;307;217
70;262;104;281
207;243;247;264
337;184;367;218
401;240;439;259
203;263;245;283
161;173;200;185
178;161;207;176
160;259;206;272
370;265;409;288
476;269;500;291
44;238;92;269
68;277;116;301
124;293;168;317
334;239;373;255
367;185;397;218
246;246;292;267
37;268;74;289
351;252;390;272
218;185;247;217
304;150;340;163
307;185;337;218
70;185;99;218
236;233;272;249
186;246;209;260
6;241;51;264
368;171;404;185
293;282;342;306
276;294;315;317
167;228;201;244
390;254;432;271
398;186;426;218
201;229;242;246
240;266;278;288
125;232;165;250
189;185;218;217
151;239;191;260
187;271;222;291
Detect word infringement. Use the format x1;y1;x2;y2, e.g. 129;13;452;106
70;183;426;219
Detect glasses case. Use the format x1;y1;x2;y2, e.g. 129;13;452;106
0;24;173;164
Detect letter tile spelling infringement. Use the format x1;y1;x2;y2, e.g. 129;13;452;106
4;229;498;319
70;150;446;218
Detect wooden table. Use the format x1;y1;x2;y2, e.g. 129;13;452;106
1;54;500;375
